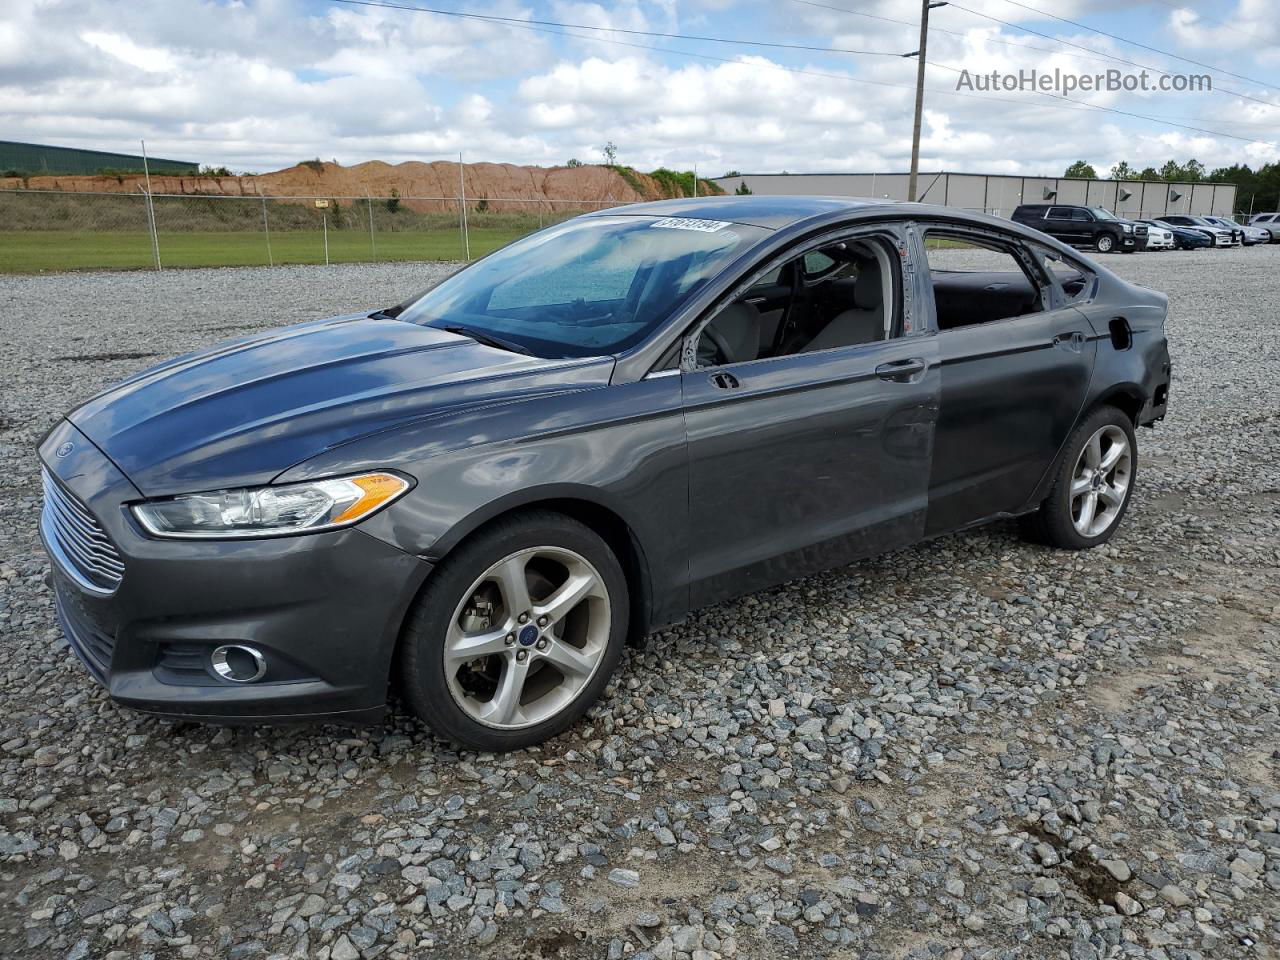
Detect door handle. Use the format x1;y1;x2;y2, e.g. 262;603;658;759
875;358;926;382
710;371;740;389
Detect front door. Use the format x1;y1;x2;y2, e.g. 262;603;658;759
680;229;939;608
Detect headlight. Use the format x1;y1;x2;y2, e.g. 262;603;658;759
132;472;410;539
1122;224;1133;233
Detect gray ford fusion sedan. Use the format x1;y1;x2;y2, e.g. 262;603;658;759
39;196;1171;751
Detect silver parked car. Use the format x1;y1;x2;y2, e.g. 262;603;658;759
1248;213;1280;242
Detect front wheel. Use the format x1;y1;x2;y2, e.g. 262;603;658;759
1021;406;1137;549
398;511;629;751
1095;233;1115;253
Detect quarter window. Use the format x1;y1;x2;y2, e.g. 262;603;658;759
1037;248;1095;303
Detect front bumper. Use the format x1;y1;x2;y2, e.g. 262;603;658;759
38;421;431;724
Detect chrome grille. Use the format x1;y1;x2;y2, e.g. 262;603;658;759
41;469;125;594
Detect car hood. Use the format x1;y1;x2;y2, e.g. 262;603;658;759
67;315;613;496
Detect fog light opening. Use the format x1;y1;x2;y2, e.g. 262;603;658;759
211;645;267;683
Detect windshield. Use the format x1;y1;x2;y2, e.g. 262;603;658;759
1089;207;1118;220
397;215;769;358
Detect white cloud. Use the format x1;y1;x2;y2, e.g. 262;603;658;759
0;0;1275;179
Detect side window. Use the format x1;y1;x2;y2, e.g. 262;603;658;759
1046;207;1070;220
1070;209;1093;221
923;233;1045;331
693;235;899;367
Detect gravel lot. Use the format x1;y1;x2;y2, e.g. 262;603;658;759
1;248;1277;960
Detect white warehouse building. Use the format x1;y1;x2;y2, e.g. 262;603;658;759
711;171;1238;220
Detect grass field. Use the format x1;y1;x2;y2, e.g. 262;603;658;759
0;227;536;272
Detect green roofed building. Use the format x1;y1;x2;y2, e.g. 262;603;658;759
0;140;198;176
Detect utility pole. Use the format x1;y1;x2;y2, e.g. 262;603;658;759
458;151;471;262
907;1;946;202
140;139;162;270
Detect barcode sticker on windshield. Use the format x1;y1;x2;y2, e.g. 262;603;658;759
650;217;731;233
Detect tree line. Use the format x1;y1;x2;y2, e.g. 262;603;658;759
1062;159;1279;213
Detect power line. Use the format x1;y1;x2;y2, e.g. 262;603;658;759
996;0;1280;93
919;59;1273;145
787;0;1178;74
1148;0;1256;43
324;0;1275;148
326;0;907;58
796;0;1279;134
796;0;1279;110
943;0;1278;109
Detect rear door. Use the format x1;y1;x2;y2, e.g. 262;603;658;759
1070;208;1095;244
1043;206;1075;243
917;225;1096;535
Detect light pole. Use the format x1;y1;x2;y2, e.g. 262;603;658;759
907;0;947;202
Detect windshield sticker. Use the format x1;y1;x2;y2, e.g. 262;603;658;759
650;217;732;233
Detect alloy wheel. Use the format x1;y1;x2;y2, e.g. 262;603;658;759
443;546;611;730
1070;424;1132;538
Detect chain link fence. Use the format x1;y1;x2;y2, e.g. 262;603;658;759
0;190;632;272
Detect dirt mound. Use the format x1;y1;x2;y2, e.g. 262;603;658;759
0;160;715;211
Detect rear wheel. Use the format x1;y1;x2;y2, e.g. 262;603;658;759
1095;233;1115;253
1021;405;1137;549
399;511;628;751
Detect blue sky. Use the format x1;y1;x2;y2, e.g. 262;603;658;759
3;0;1277;177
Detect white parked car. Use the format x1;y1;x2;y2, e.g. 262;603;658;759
1247;212;1279;242
1159;215;1235;246
1142;224;1175;250
1203;216;1269;246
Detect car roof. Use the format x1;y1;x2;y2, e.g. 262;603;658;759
584;195;1086;247
583;195;889;229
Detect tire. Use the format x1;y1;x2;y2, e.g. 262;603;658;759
1095;233;1115;253
398;510;629;751
1020;405;1137;550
